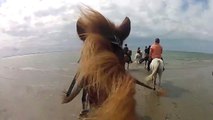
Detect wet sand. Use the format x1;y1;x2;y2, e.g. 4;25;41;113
131;63;213;120
1;53;213;120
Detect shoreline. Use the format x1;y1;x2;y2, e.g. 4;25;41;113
0;50;81;60
1;49;213;60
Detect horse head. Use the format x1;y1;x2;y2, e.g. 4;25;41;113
76;7;131;64
63;7;131;103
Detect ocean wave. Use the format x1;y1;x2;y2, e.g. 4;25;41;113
20;67;71;72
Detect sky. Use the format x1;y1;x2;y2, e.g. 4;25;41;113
0;0;213;57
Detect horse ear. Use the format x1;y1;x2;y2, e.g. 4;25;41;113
76;18;86;41
116;17;131;42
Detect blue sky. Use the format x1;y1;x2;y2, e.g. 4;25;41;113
181;0;209;10
0;0;213;57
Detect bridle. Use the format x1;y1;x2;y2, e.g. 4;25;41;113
108;34;125;65
111;35;122;47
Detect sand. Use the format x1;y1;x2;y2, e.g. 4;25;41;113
0;53;213;120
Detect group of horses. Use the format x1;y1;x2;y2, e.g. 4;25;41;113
124;50;148;70
62;7;164;120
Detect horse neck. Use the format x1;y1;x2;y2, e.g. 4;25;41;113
77;35;137;119
91;75;137;120
78;34;126;93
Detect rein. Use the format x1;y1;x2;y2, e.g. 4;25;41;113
134;79;155;90
66;72;155;97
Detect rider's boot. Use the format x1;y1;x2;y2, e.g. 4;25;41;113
79;102;89;118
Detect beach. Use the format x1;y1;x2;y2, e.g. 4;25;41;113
0;51;213;120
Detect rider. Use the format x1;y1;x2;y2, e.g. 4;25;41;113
123;44;132;63
147;38;164;71
137;47;142;55
123;44;129;55
141;46;149;64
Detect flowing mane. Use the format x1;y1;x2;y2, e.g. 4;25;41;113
63;7;137;120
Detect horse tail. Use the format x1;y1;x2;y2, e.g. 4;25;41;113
91;75;137;120
146;59;160;82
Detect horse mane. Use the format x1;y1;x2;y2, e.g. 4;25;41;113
76;7;137;120
77;7;115;41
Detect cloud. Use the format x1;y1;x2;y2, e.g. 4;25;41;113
96;0;213;41
0;0;213;56
0;0;82;54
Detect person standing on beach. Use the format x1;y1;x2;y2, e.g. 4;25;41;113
147;38;163;71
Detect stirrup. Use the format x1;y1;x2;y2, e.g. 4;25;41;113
79;110;89;118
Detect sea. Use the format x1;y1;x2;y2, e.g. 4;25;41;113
1;50;213;72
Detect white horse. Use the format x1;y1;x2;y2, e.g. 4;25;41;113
134;52;142;64
145;58;164;90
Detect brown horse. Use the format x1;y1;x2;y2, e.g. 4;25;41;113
62;7;154;120
61;7;136;119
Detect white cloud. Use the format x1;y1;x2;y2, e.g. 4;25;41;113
0;0;213;55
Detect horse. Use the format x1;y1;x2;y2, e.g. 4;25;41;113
145;58;164;90
139;55;149;69
124;50;132;70
62;7;137;120
134;52;142;64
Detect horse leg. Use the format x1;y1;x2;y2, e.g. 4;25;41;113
158;72;162;87
153;75;157;90
153;79;156;90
